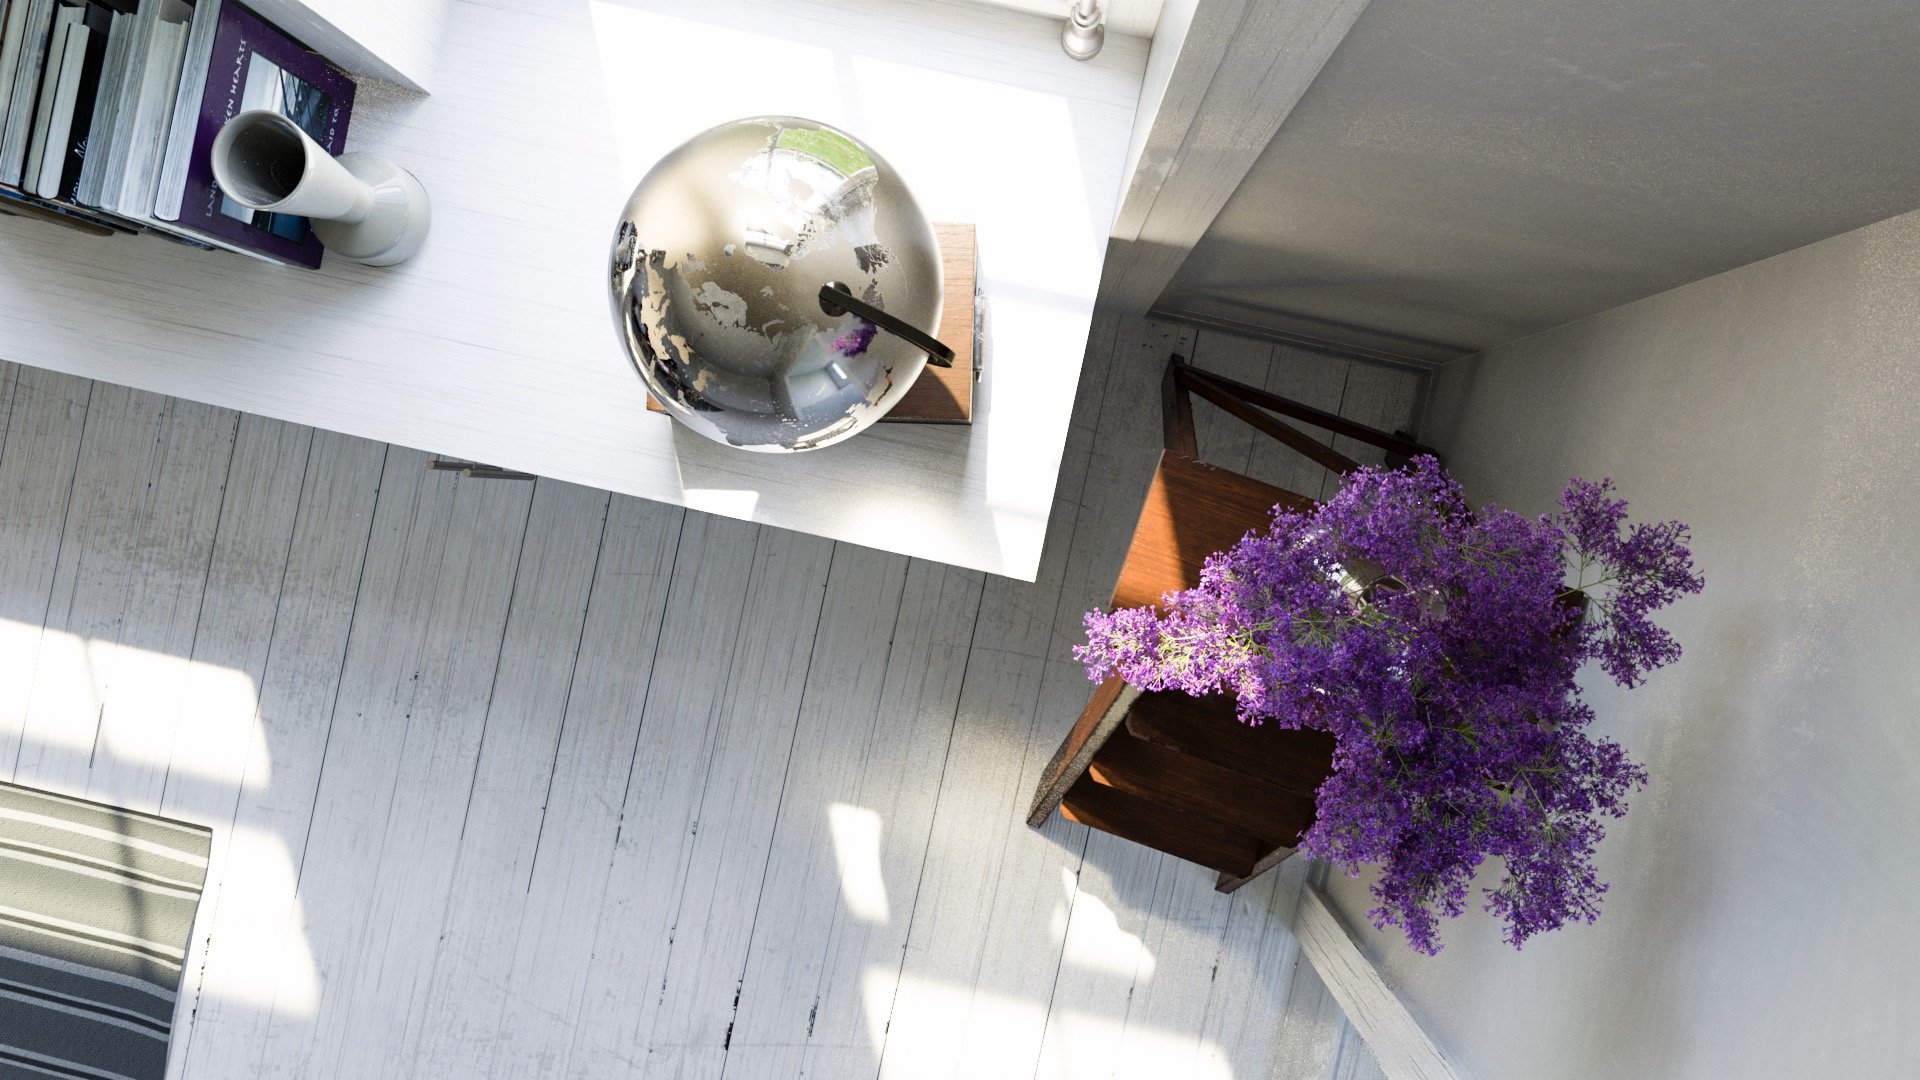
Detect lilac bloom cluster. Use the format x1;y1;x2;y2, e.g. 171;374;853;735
1076;457;1703;955
832;317;878;357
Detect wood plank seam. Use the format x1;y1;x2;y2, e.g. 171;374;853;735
515;490;615;891
1015;321;1184;1079
288;444;393;883
425;479;597;903
596;521;778;1059
603;507;696;854
860;561;992;1077
715;545;923;1075
706;541;912;1071
1;374;93;782
165;422;318;1069
169;409;247;732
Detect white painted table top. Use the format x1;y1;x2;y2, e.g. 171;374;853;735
0;0;1146;580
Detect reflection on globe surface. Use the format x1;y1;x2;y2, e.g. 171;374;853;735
609;116;944;453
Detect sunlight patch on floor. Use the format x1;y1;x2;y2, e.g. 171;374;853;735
5;618;268;788
195;825;321;1015
1052;868;1155;978
829;802;891;923
866;968;1232;1080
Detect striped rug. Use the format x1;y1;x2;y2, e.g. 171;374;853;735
0;781;211;1080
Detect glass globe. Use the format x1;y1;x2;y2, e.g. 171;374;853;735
608;116;944;453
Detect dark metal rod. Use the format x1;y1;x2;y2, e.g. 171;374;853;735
1177;366;1365;476
819;284;956;367
427;459;536;481
1176;359;1432;457
1174;359;1434;460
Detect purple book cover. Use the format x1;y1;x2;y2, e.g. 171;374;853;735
176;1;352;268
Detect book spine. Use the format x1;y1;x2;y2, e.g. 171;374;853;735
20;2;71;192
112;6;180;214
97;0;153;208
71;3;120;203
0;0;56;184
31;17;82;195
0;0;27;128
150;0;212;219
54;2;105;201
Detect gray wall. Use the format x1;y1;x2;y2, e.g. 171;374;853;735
1324;206;1920;1078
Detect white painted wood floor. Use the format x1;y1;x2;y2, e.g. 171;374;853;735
0;317;1419;1080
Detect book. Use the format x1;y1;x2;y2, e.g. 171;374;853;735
45;1;108;199
79;0;182;208
71;1;120;200
0;0;34;152
20;0;77;189
105;0;182;214
0;1;15;121
147;0;209;218
171;0;352;268
0;0;56;184
83;0;145;203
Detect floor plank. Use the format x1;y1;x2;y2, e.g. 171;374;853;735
1110;858;1241;1080
83;396;240;814
718;544;915;1078
560;513;768;1078
639;527;838;1079
176;429;388;1080
257;451;533;1079
487;494;687;1080
153;415;313;1080
17;388;234;799
13;382;166;792
786;560;987;1080
0;364;90;779
383;479;609;1079
1193;867;1308;1080
1034;829;1169;1080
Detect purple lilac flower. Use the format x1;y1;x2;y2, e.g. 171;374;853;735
1075;457;1702;955
833;318;878;357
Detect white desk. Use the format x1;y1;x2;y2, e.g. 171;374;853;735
0;0;1146;580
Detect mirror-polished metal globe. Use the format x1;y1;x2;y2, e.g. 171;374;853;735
609;116;944;453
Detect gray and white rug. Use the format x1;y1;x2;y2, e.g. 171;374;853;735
0;781;211;1080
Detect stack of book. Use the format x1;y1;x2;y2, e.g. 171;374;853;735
0;0;354;267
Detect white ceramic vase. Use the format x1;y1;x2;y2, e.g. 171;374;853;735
210;109;431;266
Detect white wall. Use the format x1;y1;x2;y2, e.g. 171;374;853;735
249;0;451;91
952;0;1165;38
1328;206;1920;1077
